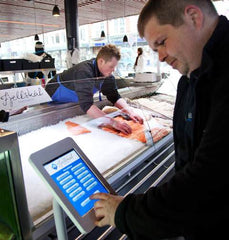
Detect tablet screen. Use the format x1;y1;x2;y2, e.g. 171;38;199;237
44;149;108;216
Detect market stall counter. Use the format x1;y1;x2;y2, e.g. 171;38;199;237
0;86;175;239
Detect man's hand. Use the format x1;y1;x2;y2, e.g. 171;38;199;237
114;98;144;124
111;118;132;134
98;116;132;135
121;108;144;124
90;192;124;227
9;106;27;116
127;111;144;124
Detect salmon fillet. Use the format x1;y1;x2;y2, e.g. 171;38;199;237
65;121;91;135
101;116;146;143
150;127;170;143
102;116;169;143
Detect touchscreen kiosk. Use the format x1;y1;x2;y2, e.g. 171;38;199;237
29;137;116;234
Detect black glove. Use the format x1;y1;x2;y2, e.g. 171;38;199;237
0;110;9;122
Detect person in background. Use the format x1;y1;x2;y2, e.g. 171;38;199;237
134;47;145;73
45;44;143;135
91;0;229;239
28;41;56;80
66;48;80;69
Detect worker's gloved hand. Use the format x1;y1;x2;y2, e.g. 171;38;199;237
0;110;9;122
100;116;132;135
121;107;144;124
110;118;132;135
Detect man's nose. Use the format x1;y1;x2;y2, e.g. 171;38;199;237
158;47;167;62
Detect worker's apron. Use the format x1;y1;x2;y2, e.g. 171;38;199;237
51;75;102;103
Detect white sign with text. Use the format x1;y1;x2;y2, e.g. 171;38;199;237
0;85;52;111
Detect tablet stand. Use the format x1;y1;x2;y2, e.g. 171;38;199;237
53;198;68;240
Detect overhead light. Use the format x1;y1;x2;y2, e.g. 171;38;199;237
123;35;128;42
100;30;105;38
122;1;128;43
34;34;39;41
33;1;39;41
52;5;60;16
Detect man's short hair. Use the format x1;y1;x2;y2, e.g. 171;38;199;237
97;44;121;62
138;0;218;38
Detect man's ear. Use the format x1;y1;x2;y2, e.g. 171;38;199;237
97;58;105;66
184;5;204;29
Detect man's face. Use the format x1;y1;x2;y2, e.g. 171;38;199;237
144;15;203;76
98;57;118;77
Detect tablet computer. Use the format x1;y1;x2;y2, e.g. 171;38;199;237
29;137;116;234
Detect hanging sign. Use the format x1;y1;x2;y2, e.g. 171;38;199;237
0;85;52;111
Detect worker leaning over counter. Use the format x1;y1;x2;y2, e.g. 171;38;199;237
45;44;143;134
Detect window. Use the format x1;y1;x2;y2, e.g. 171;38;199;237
55;34;60;44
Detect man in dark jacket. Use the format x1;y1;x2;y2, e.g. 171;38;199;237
91;1;229;239
45;44;143;135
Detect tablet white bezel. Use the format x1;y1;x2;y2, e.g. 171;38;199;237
29;137;116;234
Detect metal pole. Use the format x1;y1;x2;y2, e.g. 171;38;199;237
53;198;68;240
64;0;79;50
